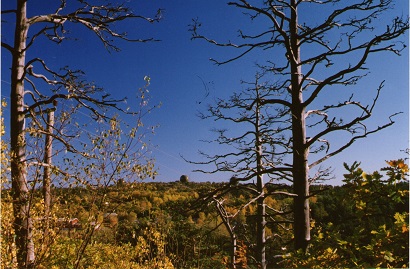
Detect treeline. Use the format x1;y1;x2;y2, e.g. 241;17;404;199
1;161;408;268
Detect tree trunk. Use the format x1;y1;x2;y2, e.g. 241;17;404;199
290;0;310;252
255;89;266;268
292;146;310;252
10;0;35;267
43;109;54;246
231;235;237;269
256;175;266;268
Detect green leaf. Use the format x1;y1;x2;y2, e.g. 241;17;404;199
337;239;348;245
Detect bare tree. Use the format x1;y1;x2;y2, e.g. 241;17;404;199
190;0;408;252
187;73;297;268
1;1;161;267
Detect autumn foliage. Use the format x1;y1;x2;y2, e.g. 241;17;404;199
1;157;408;268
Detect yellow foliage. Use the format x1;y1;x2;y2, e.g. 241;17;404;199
387;159;409;173
310;196;317;203
35;227;174;269
401;224;408;233
1;199;17;268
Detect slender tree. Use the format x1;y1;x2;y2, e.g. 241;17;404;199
187;73;295;268
1;1;161;267
191;0;408;252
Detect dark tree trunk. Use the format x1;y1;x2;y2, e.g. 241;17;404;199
256;175;266;268
292;146;310;252
290;0;310;252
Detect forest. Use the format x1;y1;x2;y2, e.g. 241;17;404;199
1;159;409;268
1;0;409;268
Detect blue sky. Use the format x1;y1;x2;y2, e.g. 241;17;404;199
1;1;409;185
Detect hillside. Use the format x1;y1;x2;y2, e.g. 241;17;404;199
2;168;408;268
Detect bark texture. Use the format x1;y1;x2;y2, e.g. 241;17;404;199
10;0;35;267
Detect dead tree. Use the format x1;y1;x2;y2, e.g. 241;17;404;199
212;197;239;269
186;73;296;268
1;1;161;267
190;0;408;252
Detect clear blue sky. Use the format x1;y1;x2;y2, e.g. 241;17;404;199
1;1;409;185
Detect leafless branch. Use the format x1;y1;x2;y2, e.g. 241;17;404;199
2;9;17;14
1;41;14;53
27;2;161;51
309;112;400;168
